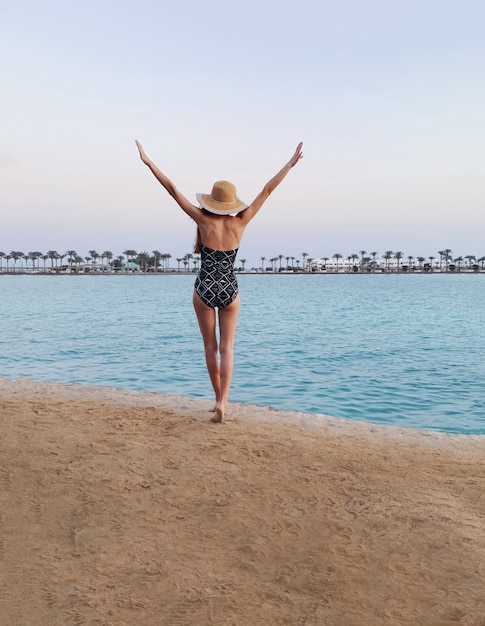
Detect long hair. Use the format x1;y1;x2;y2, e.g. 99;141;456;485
194;226;202;254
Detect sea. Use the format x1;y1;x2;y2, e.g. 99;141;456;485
1;273;484;434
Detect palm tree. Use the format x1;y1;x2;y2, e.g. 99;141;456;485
428;256;435;272
32;251;42;271
123;250;137;272
0;252;4;272
417;256;425;271
176;257;183;272
301;252;308;272
260;256;266;272
102;250;113;272
88;250;99;272
239;258;246;272
152;250;162;272
161;253;172;271
47;250;59;271
10;250;24;273
349;253;358;272
137;251;150;272
438;249;452;272
383;251;393;272
65;250;77;272
369;251;378;272
332;253;342;273
27;251;39;272
5;254;12;272
465;255;476;271
185;253;193;272
41;254;48;273
437;250;444;271
443;249;452;272
359;250;366;273
394;251;403;273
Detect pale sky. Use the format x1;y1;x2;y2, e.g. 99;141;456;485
2;0;484;268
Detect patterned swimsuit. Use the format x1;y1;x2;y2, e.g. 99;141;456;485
194;244;239;309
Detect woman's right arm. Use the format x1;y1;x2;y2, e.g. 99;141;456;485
135;140;201;220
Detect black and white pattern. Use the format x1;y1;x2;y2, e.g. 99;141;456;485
194;245;239;309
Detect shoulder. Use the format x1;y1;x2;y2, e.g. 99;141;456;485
236;201;262;225
184;204;205;223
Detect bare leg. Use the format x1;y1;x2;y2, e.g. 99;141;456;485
214;295;240;422
193;291;221;407
193;291;240;423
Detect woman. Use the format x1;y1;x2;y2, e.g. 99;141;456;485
136;140;303;422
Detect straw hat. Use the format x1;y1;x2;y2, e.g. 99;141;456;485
196;180;247;215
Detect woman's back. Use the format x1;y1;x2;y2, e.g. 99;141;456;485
196;212;246;252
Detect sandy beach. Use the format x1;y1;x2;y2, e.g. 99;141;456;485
1;377;484;625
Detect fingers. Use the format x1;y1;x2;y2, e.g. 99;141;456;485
135;140;147;162
290;142;303;166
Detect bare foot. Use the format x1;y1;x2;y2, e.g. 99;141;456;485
211;404;225;423
209;398;222;413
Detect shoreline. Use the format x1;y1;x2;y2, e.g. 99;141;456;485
2;377;484;624
1;269;485;275
1;376;484;437
1;376;484;443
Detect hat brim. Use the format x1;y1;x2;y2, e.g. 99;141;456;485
196;192;248;215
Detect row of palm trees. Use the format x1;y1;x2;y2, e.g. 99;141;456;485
1;248;484;273
304;249;485;273
261;249;485;272
0;249;222;273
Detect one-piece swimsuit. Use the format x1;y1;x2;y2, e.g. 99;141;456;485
194;244;239;309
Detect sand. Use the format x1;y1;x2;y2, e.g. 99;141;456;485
1;377;484;626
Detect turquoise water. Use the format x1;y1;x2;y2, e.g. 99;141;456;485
1;273;484;434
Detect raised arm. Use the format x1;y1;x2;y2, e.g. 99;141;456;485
239;142;303;225
135;140;200;220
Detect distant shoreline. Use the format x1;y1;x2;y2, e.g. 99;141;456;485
1;269;484;276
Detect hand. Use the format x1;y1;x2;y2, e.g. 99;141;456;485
288;142;303;168
135;140;150;164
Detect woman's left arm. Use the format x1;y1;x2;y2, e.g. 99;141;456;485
239;142;303;224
